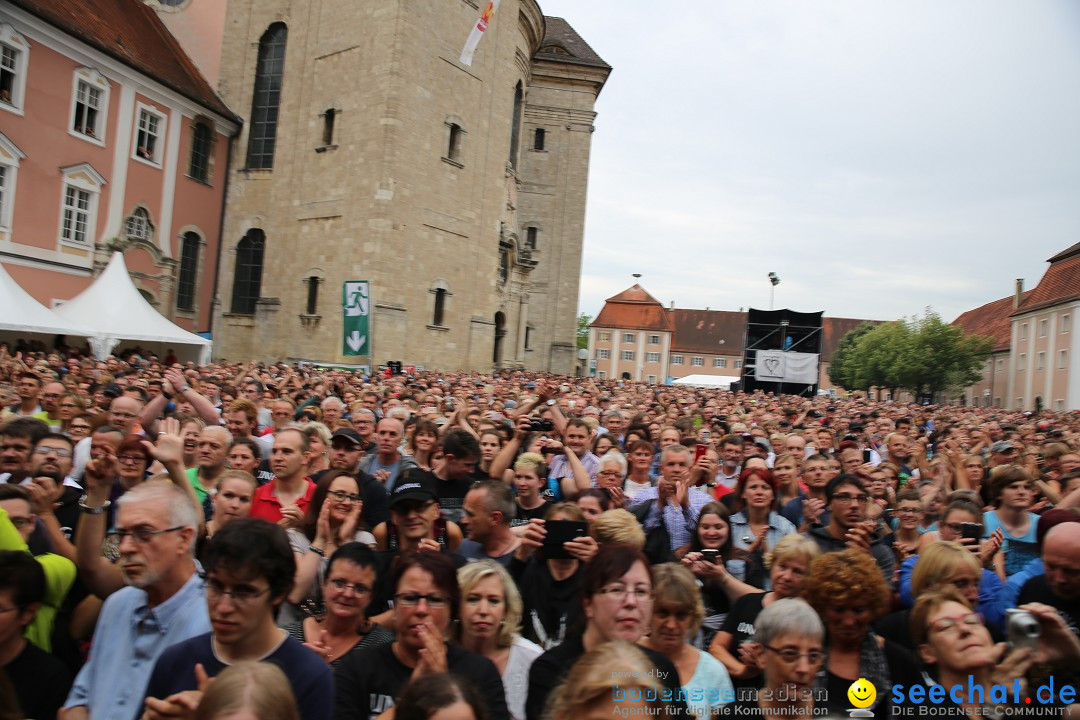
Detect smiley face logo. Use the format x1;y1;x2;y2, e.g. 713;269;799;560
847;678;876;709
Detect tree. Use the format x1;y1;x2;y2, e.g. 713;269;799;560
828;322;877;390
903;309;993;399
830;309;993;400
577;313;592;350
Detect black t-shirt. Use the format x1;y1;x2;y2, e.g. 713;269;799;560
821;639;915;718
509;556;584;650
5;639;72;720
525;634;688;720
255;459;276;486
1018;574;1080;634
719;592;767;692
512;501;549;527
404;468;471;525
334;642;509;720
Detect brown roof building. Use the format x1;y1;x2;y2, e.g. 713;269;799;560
952;243;1080;410
587;284;876;389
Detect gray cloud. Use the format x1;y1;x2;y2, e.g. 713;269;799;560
535;0;1080;322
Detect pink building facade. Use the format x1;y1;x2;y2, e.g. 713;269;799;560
0;0;238;336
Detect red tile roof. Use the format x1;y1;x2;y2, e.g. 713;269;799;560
10;0;236;120
1011;244;1080;316
591;284;675;332
953;295;1020;352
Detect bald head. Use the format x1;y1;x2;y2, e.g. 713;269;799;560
1043;520;1080;601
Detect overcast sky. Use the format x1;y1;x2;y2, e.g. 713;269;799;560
534;0;1080;323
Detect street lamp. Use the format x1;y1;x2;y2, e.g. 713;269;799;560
768;272;780;310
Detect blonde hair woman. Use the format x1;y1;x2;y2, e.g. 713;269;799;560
457;561;543;720
194;662;299;720
641;564;733;717
708;534;820;685
543;641;674;720
592;508;645;549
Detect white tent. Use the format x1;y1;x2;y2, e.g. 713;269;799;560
54;252;212;364
671;374;741;389
0;262;96;339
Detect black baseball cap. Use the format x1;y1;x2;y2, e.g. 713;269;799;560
331;428;363;446
390;481;437;509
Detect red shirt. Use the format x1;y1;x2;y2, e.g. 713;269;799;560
250;477;316;523
712;484;734;502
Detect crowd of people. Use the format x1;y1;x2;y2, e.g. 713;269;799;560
1;344;1079;719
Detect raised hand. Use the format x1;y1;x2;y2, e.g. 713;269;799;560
338;500;362;545
27;475;63;515
412;623;448;678
303;629;333;663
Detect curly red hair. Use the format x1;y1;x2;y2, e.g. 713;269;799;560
802;549;891;619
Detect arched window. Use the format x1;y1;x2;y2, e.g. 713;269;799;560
176;232;200;311
508;82;523;168
124;207;153;242
433;288;447;326
447;123;463;162
305;275;320;315
231;229;265;314
246;24;287;169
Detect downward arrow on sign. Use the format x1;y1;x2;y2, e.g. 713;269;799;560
346;331;366;352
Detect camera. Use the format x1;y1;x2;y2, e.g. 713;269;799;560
1006;609;1040;651
529;418;555;432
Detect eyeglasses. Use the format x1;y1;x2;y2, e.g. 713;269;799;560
117;455;147;465
33;446;73;458
394;592;450;608
59;403;81;409
928;612;983;635
328;578;371;595
8;517;32;529
205;578;272;606
893;508;922;516
832;494;869;505
596;584;653;603
327;489;362;503
106;526;185;544
763;645;825;664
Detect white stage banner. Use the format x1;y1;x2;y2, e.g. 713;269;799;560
755;350;819;384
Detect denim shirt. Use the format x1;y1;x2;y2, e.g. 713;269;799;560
65;570;211;720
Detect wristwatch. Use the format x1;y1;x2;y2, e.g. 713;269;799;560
545;399;557;406
78;495;111;514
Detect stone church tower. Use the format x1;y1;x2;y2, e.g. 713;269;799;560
147;0;609;372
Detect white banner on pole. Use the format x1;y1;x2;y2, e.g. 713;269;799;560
460;0;501;66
